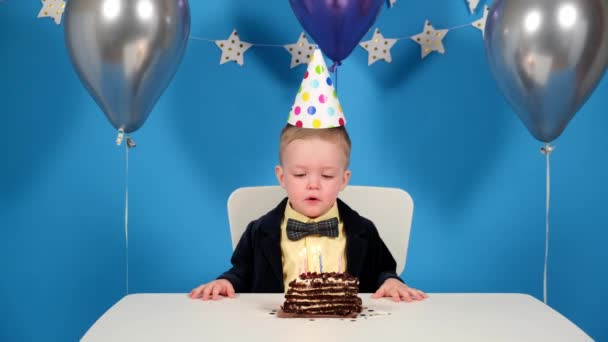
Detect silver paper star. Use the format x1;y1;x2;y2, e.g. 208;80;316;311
466;0;480;14
389;0;397;8
37;0;65;25
284;33;316;69
359;28;397;65
472;6;490;38
215;30;252;66
410;20;449;59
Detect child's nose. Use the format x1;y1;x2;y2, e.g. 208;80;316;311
307;177;320;189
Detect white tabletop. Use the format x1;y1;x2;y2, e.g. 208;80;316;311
81;293;592;342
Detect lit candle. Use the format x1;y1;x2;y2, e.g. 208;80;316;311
298;249;303;275
299;247;307;275
338;252;343;273
317;245;323;273
304;246;308;273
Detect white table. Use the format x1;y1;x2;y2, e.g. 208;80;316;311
81;293;592;341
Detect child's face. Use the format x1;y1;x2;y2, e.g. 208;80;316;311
275;137;351;219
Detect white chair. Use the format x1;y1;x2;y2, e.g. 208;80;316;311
227;185;414;275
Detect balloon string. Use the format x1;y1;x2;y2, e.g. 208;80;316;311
540;143;554;304
116;129;136;295
125;139;130;295
328;60;342;74
335;66;339;93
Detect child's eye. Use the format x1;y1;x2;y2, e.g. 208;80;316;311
322;175;334;179
294;174;306;177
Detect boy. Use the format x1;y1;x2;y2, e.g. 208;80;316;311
190;49;427;303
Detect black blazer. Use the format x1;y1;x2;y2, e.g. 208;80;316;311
218;198;402;293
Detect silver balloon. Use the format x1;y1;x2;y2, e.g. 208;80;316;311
64;0;190;133
485;0;608;142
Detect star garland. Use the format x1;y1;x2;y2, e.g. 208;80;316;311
359;29;397;65
214;30;252;66
37;1;491;66
37;0;65;25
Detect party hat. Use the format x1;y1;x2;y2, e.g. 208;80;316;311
287;49;346;128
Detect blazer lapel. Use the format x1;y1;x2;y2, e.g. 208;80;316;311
338;199;368;277
259;198;288;289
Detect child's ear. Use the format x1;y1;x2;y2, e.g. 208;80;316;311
340;169;351;191
275;165;286;188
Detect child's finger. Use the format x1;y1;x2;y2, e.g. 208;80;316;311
226;284;236;298
409;288;423;300
372;287;385;298
191;285;204;299
211;285;221;300
202;285;213;300
417;289;427;300
411;288;427;300
398;288;410;302
391;289;401;302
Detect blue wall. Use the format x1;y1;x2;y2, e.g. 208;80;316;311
1;1;607;341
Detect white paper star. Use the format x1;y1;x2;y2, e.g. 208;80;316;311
37;0;65;25
466;0;480;13
472;6;490;38
284;33;316;69
215;30;252;66
410;20;449;59
389;0;397;8
359;28;397;65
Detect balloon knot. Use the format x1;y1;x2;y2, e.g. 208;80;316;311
329;60;342;73
540;144;554;155
126;136;137;149
116;129;125;146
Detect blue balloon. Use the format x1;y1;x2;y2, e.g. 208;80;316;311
289;0;384;63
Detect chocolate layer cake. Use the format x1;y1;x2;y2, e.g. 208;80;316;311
281;272;363;316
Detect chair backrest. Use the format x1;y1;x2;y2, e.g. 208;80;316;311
227;185;413;275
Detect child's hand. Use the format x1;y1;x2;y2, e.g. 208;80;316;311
189;279;236;300
372;278;428;302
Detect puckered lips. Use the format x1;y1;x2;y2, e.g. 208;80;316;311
304;196;320;204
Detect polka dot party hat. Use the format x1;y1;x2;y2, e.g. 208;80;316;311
287;49;346;128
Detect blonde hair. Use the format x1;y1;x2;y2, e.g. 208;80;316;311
279;124;351;167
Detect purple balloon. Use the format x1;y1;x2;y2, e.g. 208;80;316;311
289;0;384;63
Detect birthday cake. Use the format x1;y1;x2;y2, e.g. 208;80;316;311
281;272;363;317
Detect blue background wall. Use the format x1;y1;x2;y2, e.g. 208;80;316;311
1;1;607;341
